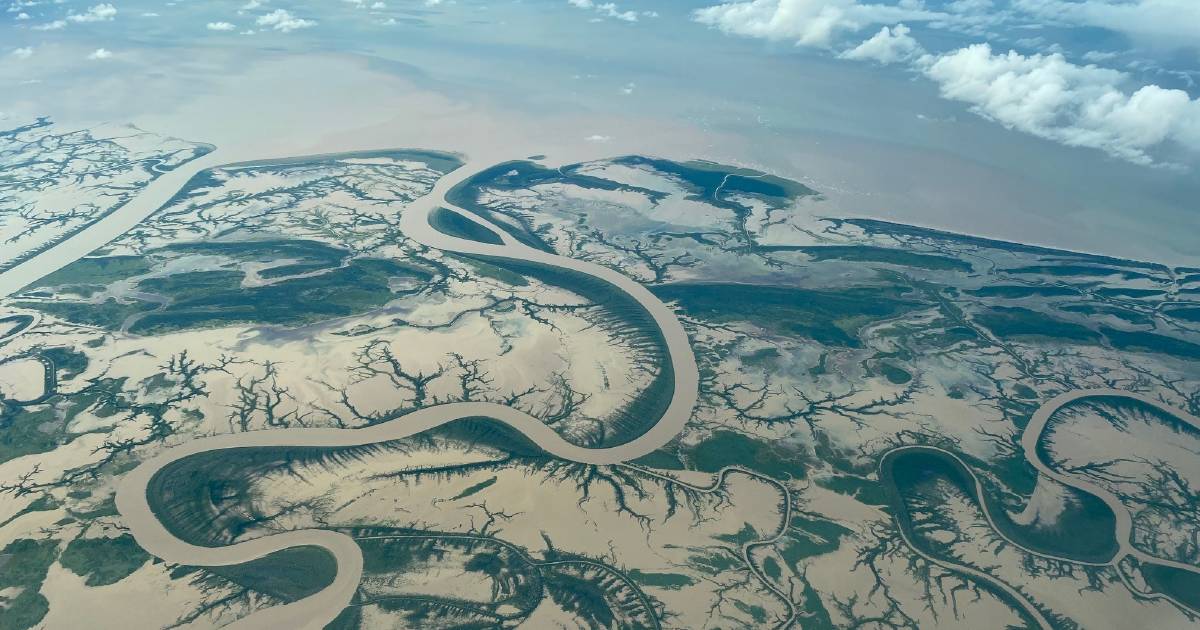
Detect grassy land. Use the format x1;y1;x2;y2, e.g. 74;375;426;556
767;245;971;272
0;538;58;630
687;430;808;479
880;448;1118;565
429;207;504;245
652;282;921;348
58;534;149;586
203;546;337;602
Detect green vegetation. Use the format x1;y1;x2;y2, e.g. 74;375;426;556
1093;287;1165;298
451;254;528;286
629;569;695;590
131;257;430;334
629;448;685;470
0;315;35;340
218;148;463;178
1142;563;1200;613
653;282;921;347
1164;306;1200;323
58;534;149;586
14;297;155;329
446;160;644;252
967;285;1077;298
18;240;442;335
32;255;151;289
147;442;401;546
779;516;852;564
42;347;88;381
1100;327;1200;360
881;448;1118;565
158;239;345;274
878;362;912;384
0;495;60;529
1006;264;1157;281
814;475;888;505
204;546;337;602
449;476;498;501
688;430;808;479
974;306;1099;342
0;538;58;630
0;402;62;465
430;207;504;245
785;245;971;272
609;156;815;214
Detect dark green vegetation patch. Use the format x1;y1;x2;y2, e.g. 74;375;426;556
653;282;920;347
0;538;58;630
429;206;504;245
688;430;808;479
1142;563;1200;614
58;534;149;586
768;245;971;272
18;241;439;334
200;546;337;602
880;448;1119;566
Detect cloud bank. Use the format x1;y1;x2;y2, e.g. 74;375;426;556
693;0;941;47
256;9;316;32
692;0;1200;164
921;44;1200;164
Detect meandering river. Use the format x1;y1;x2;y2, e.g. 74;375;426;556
3;152;1196;629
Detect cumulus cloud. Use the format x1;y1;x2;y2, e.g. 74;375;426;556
207;21;236;31
68;3;117;23
11;47;34;59
569;0;639;22
692;0;942;48
1013;0;1200;45
840;23;923;63
921;43;1200;164
255;9;315;32
88;48;113;59
32;19;67;30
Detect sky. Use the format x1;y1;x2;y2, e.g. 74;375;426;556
2;0;1199;264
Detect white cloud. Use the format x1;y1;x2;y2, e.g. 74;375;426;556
255;8;315;32
1013;0;1200;46
206;21;235;30
621;82;635;94
840;23;923;64
11;46;34;59
569;0;638;22
16;11;29;19
32;19;66;30
88;47;113;59
585;134;612;142
921;43;1200;164
67;3;117;22
1082;49;1119;63
692;0;942;48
